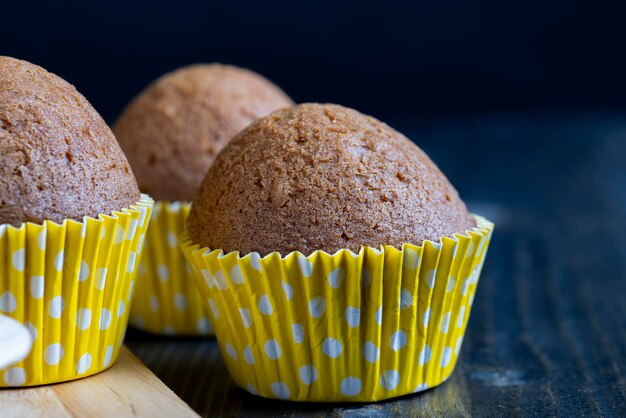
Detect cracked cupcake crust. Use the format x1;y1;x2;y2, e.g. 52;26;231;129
0;56;140;226
188;103;475;256
114;64;294;201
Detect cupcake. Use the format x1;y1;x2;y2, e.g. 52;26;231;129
181;103;493;402
0;56;153;386
114;64;293;335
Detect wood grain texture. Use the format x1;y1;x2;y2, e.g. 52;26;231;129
126;113;626;417
0;347;199;418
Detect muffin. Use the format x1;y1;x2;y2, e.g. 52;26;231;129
114;64;293;336
0;59;140;225
114;63;294;201
181;103;493;402
188;103;475;255
0;56;153;387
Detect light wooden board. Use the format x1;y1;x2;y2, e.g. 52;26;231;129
0;346;199;418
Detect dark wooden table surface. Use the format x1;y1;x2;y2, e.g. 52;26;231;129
127;112;626;417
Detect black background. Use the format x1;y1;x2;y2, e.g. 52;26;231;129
2;0;626;123
3;2;626;416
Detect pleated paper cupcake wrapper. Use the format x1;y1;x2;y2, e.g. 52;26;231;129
0;195;154;387
129;201;212;336
181;214;494;402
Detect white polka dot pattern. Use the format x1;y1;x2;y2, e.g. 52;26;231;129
271;382;290;399
375;305;383;325
440;312;452;333
246;383;259;395
258;294;273;315
380;370;400;390
281;280;293;300
12;249;25;272
345;306;360;328
0;291;17;314
327;268;345;288
157;264;169;282
49;296;64;319
166;231;178;248
3;367;26;386
225;343;237;360
76;353;92;374
297;255;313;277
126;252;137;273
446;277;456;292
230;265;245;285
341;377;363;396
95;268;107;290
419;345;432;366
399;289;412;309
239;308;252;328
113;225;125;245
0;195;154;387
54;251;65;272
441;346;453;367
390;330;407;351
208;299;219;318
363;341;380;363
76;309;92;331
79;261;90;282
174;293;187;311
322;337;343;358
457;306;466;328
117;301;125;318
243;346;255;365
308;296;326;318
44;343;64;366
423;308;431;327
197;318;211;334
425;269;437;289
103;346;114;368
299;365;318;385
37;230;47;250
402;248;420;270
100;308;112;330
29;276;44;299
414;383;429;393
455;337;464;355
292;324;304;343
214;271;228;290
264;339;282;360
149;295;160;312
179;214;494;401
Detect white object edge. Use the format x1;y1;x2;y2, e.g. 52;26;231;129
0;314;33;370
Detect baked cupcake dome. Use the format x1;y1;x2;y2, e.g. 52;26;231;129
0;56;153;387
0;56;140;226
113;64;294;201
187;103;475;256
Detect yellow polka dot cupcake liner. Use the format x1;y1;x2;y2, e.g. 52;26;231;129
129;201;212;336
0;195;154;387
180;214;493;402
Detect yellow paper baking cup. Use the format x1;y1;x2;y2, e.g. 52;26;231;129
181;214;493;402
129;201;212;336
0;195;154;387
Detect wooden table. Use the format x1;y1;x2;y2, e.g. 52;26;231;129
127;112;626;416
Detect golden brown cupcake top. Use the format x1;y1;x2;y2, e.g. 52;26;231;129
0;56;140;226
188;103;475;256
113;64;294;201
